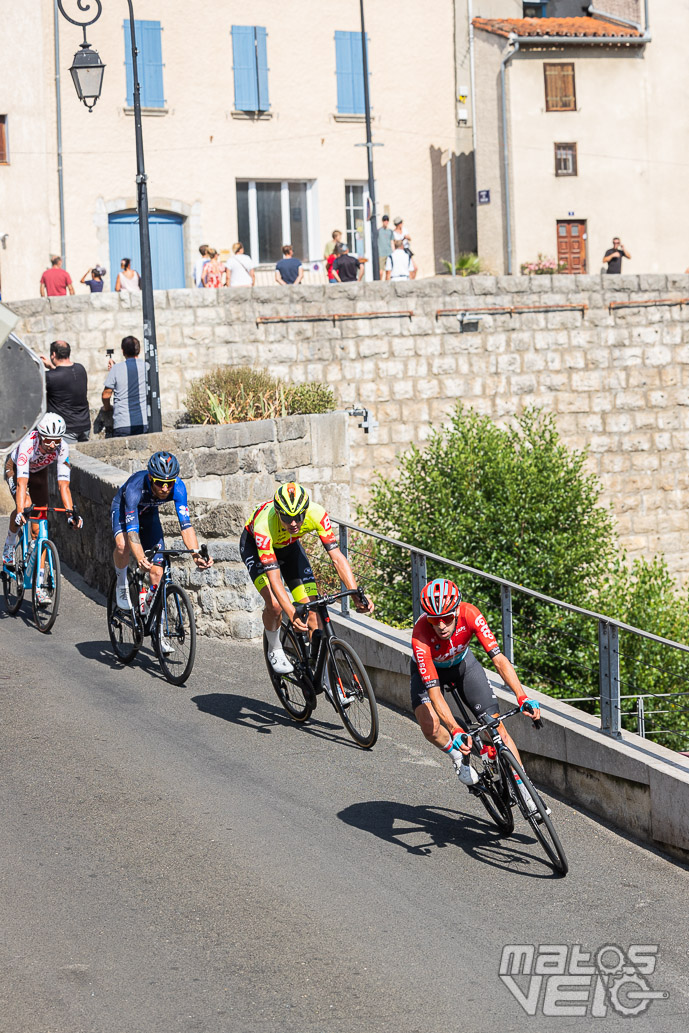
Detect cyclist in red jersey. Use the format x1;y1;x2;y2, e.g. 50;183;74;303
411;578;540;797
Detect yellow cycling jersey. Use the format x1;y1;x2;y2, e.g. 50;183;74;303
246;499;338;566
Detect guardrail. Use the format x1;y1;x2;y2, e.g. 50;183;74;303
332;516;689;745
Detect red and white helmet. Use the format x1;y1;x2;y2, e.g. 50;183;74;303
420;578;461;618
36;412;67;438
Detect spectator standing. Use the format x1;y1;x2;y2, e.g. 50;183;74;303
331;242;363;283
325;230;343;284
39;340;91;444
602;237;631;274
385;239;417;281
80;265;106;293
275;245;304;285
377;215;394;279
102;335;148;438
393;217;413;256
225;242;256;287
202;248;227;288
40;255;75;297
193;244;209;288
115;258;141;292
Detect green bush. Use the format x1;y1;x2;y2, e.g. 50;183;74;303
442;253;481;276
184;366;335;424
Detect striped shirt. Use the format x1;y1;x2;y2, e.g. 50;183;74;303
104;358;148;433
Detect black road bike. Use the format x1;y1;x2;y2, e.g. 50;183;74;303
450;689;569;876
107;546;208;685
263;588;379;749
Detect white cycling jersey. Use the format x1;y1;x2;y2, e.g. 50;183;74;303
11;430;70;481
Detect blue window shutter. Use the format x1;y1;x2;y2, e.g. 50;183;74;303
124;20;164;108
255;27;270;111
232;25;258;110
336;31;368;114
124;20;134;106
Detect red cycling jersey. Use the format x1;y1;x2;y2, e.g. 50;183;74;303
412;601;501;688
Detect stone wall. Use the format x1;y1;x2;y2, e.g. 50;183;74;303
9;273;689;579
47;412;350;639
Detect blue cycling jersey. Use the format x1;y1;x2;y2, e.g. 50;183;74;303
112;470;192;534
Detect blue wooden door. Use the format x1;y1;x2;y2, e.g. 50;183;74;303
108;211;185;289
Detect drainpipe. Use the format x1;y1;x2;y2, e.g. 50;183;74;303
500;36;519;274
587;6;641;31
53;0;66;266
467;0;478;157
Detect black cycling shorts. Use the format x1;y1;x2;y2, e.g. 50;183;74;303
239;529;317;601
410;648;499;719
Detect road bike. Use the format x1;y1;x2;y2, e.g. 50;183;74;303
450;690;569;875
106;545;208;685
1;505;70;632
263;588;379;749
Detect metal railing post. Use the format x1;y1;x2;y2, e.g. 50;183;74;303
339;524;349;616
501;584;513;664
636;696;646;738
599;620;621;738
411;552;427;623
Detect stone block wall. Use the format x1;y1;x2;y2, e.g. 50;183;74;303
9;274;689;579
47;412;350;639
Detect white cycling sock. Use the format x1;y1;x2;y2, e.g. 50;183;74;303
116;564;128;588
265;625;281;652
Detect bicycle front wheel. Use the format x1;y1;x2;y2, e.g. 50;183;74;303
263;625;314;723
32;539;61;633
155;584;196;685
3;538;25;615
107;574;143;663
499;748;568;875
328;638;378;749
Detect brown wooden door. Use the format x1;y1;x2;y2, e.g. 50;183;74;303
556;220;586;273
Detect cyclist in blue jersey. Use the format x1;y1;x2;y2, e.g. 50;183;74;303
111;450;212;612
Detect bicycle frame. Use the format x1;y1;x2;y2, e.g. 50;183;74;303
293;589;368;689
132;545;209;637
2;509;57;592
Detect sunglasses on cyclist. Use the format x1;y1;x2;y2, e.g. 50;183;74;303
150;477;175;489
40;437;62;447
426;611;457;626
277;511;306;526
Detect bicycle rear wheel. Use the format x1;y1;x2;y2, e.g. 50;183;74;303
155;584;196;685
328;638;378;749
467;740;514;835
499;748;568;875
32;539;61;633
263;625;314;723
3;539;25;615
107;573;143;663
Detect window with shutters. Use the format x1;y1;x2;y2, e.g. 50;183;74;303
124;20;165;109
231;26;270;112
0;116;8;164
554;142;577;176
544;63;576;112
335;31;369;115
236;181;312;264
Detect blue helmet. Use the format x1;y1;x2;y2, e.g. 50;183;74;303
147;450;180;481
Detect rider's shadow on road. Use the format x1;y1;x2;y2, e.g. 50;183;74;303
74;639;168;680
338;799;559;878
192;692;362;749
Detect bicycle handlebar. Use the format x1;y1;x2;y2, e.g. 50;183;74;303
22;505;76;517
143;543;210;561
459;701;542;745
293;587;369;621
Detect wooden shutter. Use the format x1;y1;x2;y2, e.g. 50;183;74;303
124;21;165;108
232;26;258;110
335;31;368;114
0;117;7;164
255;27;270;111
544;63;576;112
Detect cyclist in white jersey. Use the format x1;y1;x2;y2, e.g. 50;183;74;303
3;413;83;599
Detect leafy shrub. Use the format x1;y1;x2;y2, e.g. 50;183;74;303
184;366;335;424
442;253;481;276
520;254;568;275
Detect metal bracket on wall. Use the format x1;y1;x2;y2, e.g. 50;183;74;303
256;310;413;326
608;297;689;312
346;405;378;435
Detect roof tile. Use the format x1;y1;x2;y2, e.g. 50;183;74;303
472;16;641;40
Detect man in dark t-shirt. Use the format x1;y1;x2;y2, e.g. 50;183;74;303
275;245;304;285
331;242;363;283
603;237;631;274
40;340;90;443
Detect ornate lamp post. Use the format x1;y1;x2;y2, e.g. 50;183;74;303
56;0;163;433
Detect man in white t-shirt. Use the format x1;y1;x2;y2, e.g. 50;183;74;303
226;242;256;287
385;240;416;281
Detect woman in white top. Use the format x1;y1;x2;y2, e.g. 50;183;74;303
115;258;141;292
225;242;256;287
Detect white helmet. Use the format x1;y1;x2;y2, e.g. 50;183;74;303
37;412;67;438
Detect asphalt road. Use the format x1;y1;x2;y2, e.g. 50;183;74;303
1;568;688;1033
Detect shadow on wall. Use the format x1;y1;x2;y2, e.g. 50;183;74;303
429;145;477;275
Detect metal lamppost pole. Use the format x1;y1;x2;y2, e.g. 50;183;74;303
56;0;162;433
359;0;380;280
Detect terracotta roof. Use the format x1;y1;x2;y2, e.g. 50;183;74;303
472;16;642;40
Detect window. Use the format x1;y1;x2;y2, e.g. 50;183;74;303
0;116;7;164
345;183;367;256
236;181;312;264
554;142;577;176
124;20;165;108
335;31;369;114
523;2;548;16
231;26;270;112
544;63;576;112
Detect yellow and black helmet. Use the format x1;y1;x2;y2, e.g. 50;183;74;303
273;481;309;519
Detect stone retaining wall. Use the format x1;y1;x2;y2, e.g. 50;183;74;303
47;412;350;639
9;274;689;579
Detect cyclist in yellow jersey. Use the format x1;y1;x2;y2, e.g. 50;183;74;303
240;482;374;673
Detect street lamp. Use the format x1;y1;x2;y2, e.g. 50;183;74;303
56;0;163;434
